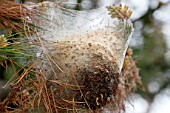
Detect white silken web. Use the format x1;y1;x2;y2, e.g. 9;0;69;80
31;1;133;72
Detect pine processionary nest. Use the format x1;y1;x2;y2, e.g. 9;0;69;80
0;1;142;113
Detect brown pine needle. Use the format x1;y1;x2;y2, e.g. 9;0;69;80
0;2;42;36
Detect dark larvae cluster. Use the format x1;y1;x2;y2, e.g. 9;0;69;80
75;61;119;110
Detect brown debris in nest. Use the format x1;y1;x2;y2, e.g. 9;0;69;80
75;56;119;110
